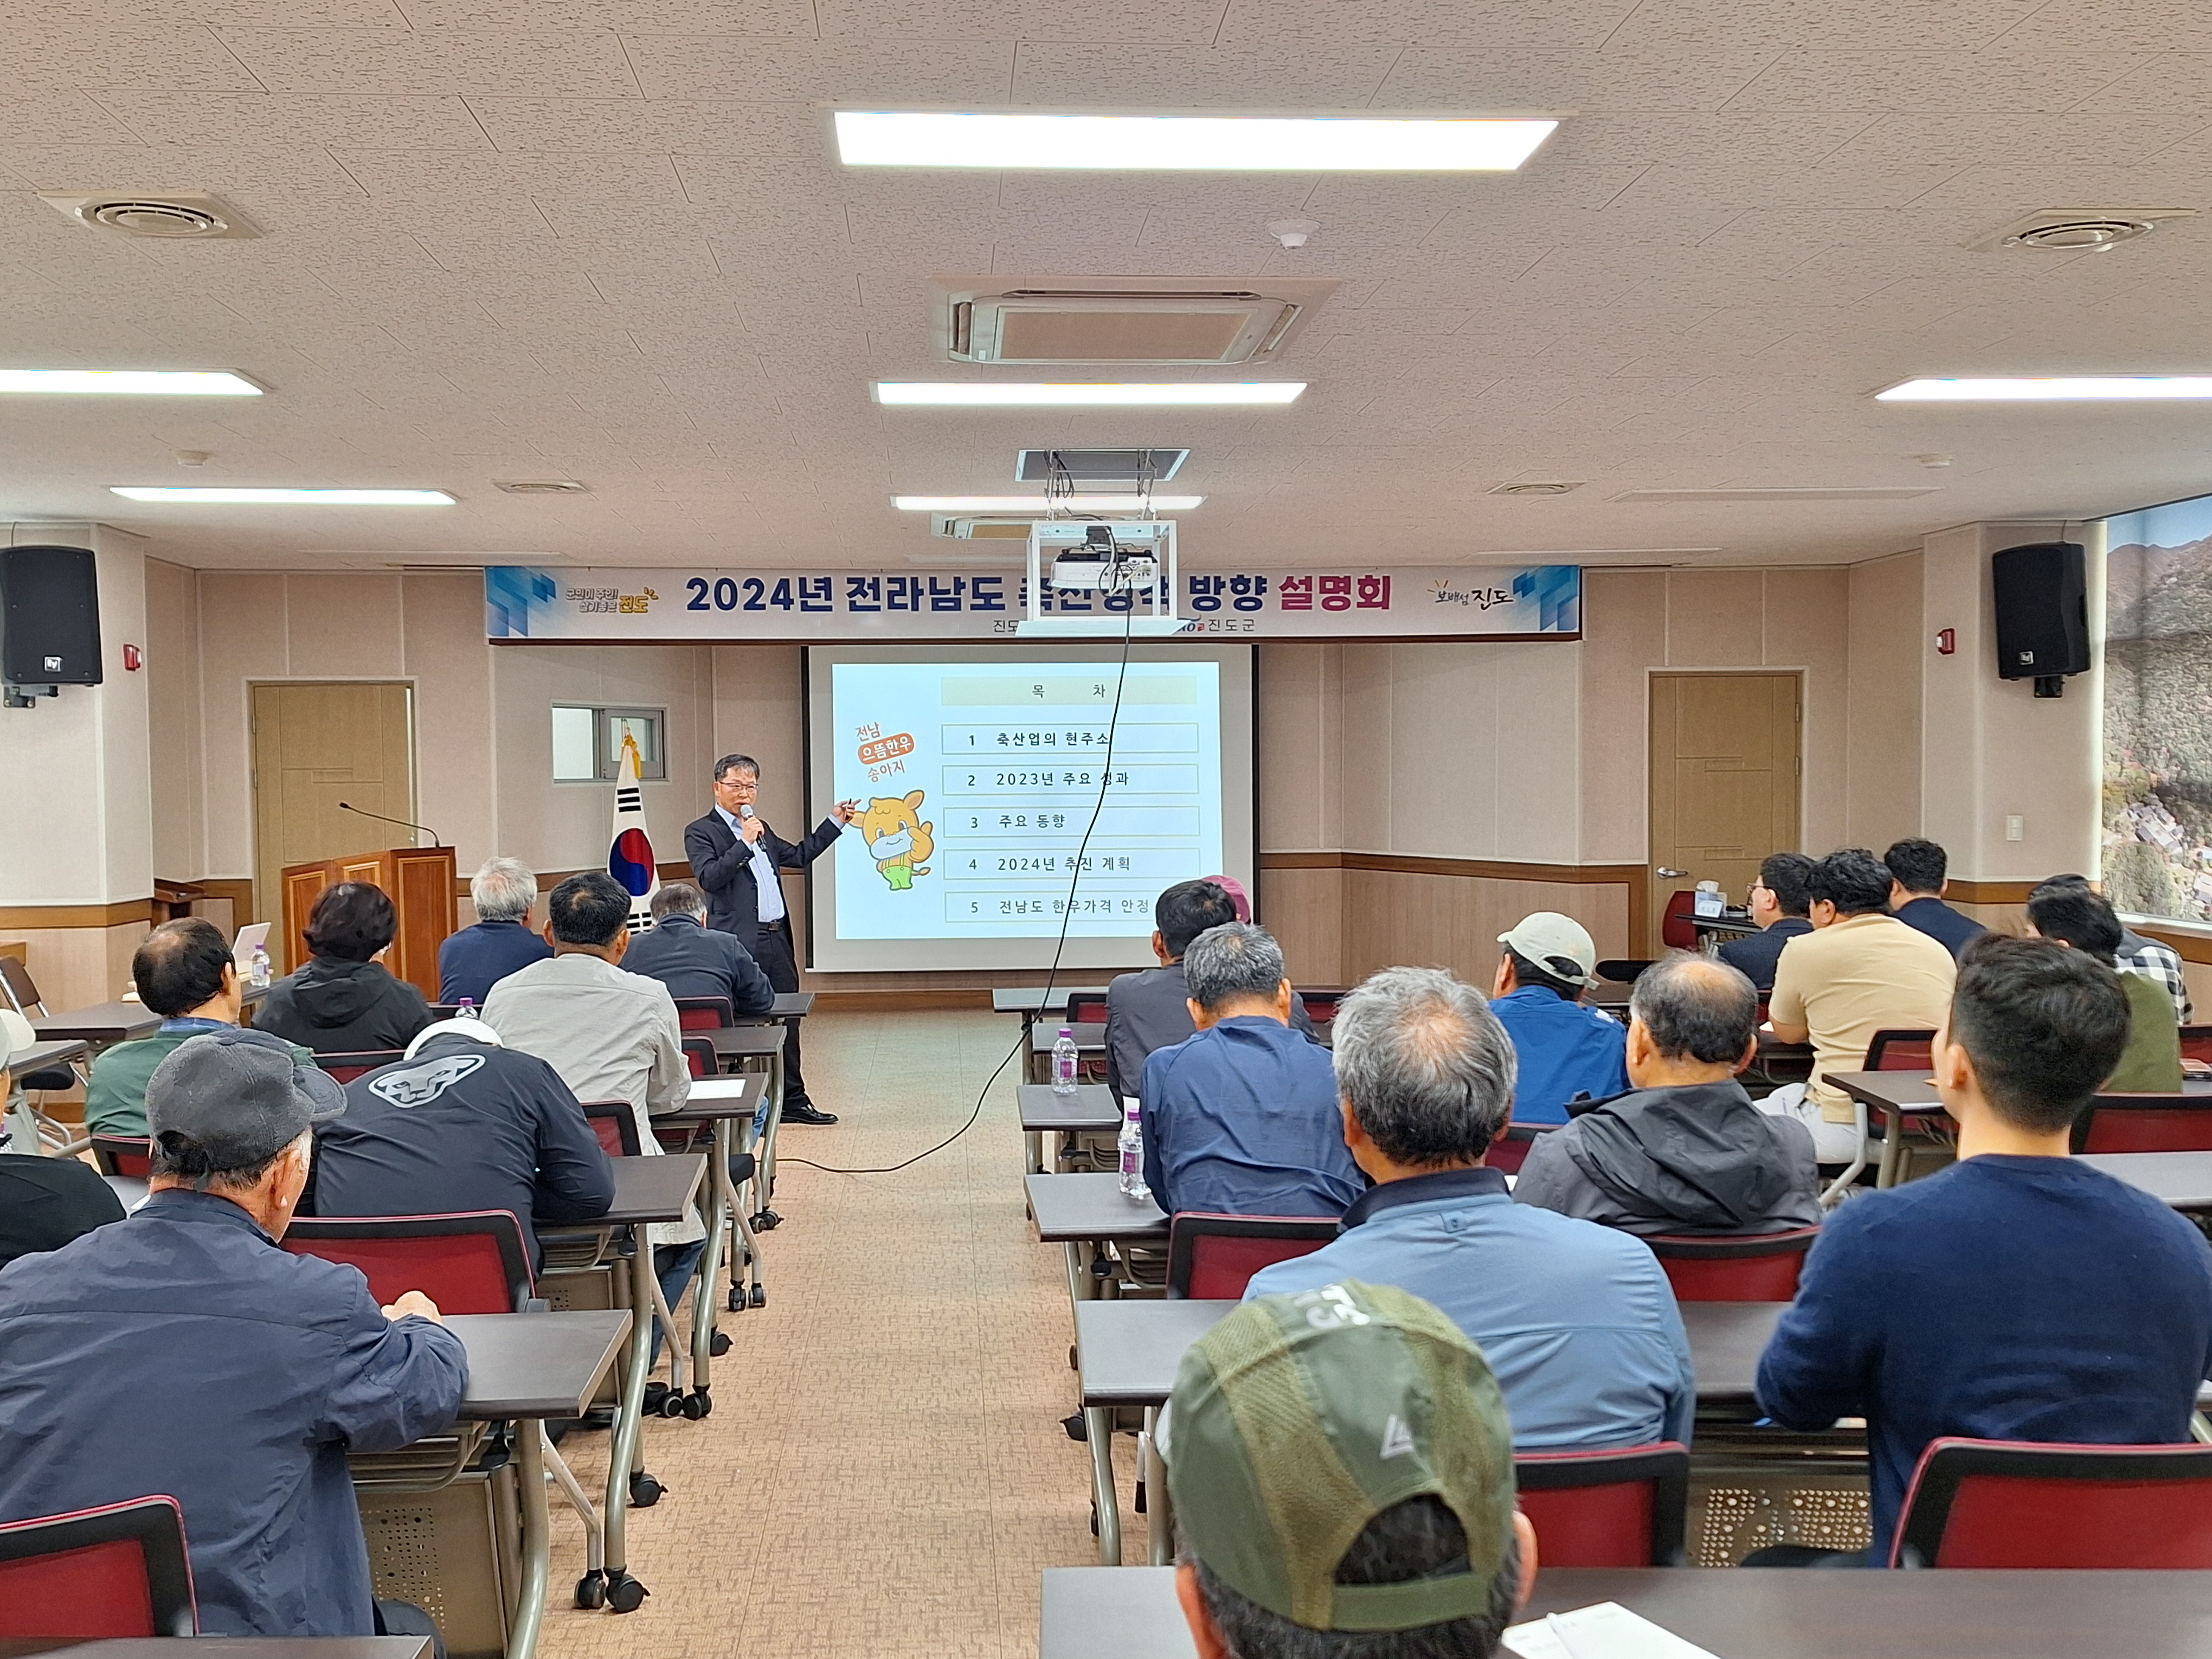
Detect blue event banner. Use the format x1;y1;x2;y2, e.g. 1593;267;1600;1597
485;564;1581;641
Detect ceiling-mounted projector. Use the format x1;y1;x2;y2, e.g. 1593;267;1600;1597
1019;519;1191;636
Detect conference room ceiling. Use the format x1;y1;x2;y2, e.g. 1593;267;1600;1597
5;0;2212;570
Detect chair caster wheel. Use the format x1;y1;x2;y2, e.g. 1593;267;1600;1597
749;1283;767;1308
753;1209;782;1231
574;1570;606;1610
629;1471;664;1507
657;1391;688;1418
710;1330;732;1355
606;1571;648;1613
642;1382;671;1414
682;1390;711;1419
728;1285;747;1313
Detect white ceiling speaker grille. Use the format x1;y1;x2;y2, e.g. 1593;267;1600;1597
1488;480;1583;497
494;479;589;494
38;191;261;240
934;275;1336;365
1967;207;2196;254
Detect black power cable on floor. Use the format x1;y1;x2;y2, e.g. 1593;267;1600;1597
783;605;1139;1178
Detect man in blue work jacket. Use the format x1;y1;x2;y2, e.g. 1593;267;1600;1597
1487;911;1630;1124
0;1028;468;1637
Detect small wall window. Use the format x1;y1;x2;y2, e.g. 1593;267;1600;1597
552;704;667;782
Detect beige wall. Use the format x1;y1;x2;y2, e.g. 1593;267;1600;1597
1846;551;1924;850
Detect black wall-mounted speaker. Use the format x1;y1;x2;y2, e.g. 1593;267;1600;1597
1991;541;2088;694
1;544;104;686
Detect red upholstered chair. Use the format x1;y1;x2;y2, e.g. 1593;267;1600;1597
1514;1444;1690;1567
312;1049;406;1084
1067;994;1110;1025
1864;1029;1937;1072
2076;1094;2212;1154
1892;1439;2212;1568
1486;1121;1560;1176
280;1210;533;1314
2179;1026;2212;1066
1660;891;1699;951
1166;1214;1338;1300
1645;1227;1819;1302
0;1496;197;1637
682;1035;717;1079
91;1134;153;1178
672;995;735;1033
1294;986;1350;1024
582;1099;641;1158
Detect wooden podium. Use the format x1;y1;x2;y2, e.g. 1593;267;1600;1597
280;846;456;1000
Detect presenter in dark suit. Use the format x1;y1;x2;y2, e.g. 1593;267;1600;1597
683;753;857;1125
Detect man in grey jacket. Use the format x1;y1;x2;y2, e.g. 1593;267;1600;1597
1514;952;1821;1237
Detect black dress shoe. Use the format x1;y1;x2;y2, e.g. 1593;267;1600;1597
781;1101;838;1125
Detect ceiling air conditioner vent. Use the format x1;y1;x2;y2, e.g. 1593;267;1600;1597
38;190;261;240
935;276;1336;365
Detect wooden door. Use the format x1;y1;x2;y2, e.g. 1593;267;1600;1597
1647;673;1801;957
251;682;415;969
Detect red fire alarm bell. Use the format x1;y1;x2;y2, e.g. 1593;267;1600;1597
122;644;142;671
1935;628;1956;656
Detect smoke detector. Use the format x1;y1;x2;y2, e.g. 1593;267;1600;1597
1487;480;1584;497
1967;207;2196;254
493;479;589;494
39;191;261;240
1268;218;1320;250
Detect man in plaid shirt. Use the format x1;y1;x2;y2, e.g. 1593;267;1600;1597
2037;875;2192;1023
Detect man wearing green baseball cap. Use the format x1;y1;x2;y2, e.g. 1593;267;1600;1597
1168;1278;1537;1658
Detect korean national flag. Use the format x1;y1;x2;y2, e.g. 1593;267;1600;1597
608;732;658;932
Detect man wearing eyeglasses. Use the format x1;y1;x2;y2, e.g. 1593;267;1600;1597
683;754;858;1127
1716;852;1817;993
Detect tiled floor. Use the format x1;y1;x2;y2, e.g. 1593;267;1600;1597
535;1011;1105;1659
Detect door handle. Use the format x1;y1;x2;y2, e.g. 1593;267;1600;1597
1655;867;1689;879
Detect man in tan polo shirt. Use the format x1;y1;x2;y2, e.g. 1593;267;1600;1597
1764;847;1957;1163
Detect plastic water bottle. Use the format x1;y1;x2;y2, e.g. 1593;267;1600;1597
455;998;478;1020
1051;1026;1081;1095
1118;1098;1150;1201
248;944;272;989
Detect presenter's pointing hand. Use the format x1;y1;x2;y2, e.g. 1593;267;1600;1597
832;799;860;825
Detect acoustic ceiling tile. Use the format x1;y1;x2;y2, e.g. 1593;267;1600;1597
1998;3;2212;53
395;0;815;29
0;23;264;92
93;91;494;149
468;97;818;159
1375;47;1783;113
817;0;1216;42
1213;0;1638;52
8;91;150;144
1722;48;2154;112
1603;0;2048;54
1007;42;1401;107
213;28;641;97
623;35;1013;101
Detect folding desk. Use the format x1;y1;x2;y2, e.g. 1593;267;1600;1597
444;1310;628;1659
657;1073;772;1352
1068;1299;1787;1565
1029;1021;1106;1086
1835;1072;2212;1189
992;986;1111;1079
701;1024;788;1205
1026;1171;1166;1311
2078;1150;2212;1212
1018;1082;1120;1174
1039;1565;2212;1659
30;1001;159;1047
6;1037;89;1075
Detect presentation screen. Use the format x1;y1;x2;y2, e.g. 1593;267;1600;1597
803;642;1257;973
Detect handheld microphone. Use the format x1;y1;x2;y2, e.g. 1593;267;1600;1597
338;801;443;847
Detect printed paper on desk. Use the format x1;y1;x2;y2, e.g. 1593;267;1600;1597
1504;1603;1724;1659
684;1077;756;1101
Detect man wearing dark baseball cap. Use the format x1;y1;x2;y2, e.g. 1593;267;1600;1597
1168;1279;1536;1658
0;1028;468;1639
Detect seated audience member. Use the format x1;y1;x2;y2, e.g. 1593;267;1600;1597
1716;852;1816;992
1105;879;1315;1104
1763;848;1956;1163
1486;913;1629;1124
481;871;702;1321
2026;885;2184;1094
85;917;310;1136
1168;1281;1534;1659
2036;873;2193;1023
1515;953;1820;1236
308;1017;615;1271
438;857;552;1005
1882;838;1987;959
1756;935;2212;1565
620;881;776;1016
0;1030;466;1635
1140;922;1362;1218
1247;967;1691;1450
253;883;432;1056
1198;872;1252;921
0;1123;124;1271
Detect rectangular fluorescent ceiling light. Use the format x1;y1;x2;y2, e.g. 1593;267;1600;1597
876;382;1301;407
836;112;1555;171
110;487;455;505
0;369;262;396
895;494;1203;512
1878;376;2212;401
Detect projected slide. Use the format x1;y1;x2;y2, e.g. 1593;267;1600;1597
827;658;1225;944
